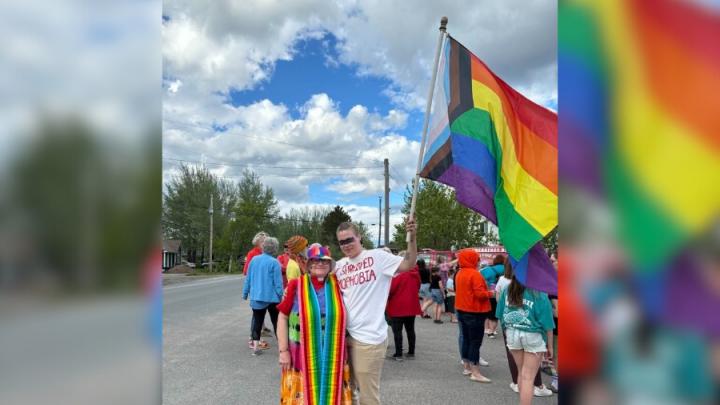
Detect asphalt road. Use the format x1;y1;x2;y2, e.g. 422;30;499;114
163;275;557;405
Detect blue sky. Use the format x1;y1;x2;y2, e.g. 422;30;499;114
224;34;420;217
227;36;397;119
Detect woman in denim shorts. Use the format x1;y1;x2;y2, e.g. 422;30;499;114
497;274;555;405
428;267;445;324
417;259;432;318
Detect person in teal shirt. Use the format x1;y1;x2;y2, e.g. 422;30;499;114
480;255;505;338
497;276;555;405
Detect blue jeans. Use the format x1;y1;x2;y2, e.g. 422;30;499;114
457;310;488;365
457;319;463;358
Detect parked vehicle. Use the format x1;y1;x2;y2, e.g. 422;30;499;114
181;260;196;268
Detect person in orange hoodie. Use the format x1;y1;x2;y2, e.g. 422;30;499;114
454;248;494;383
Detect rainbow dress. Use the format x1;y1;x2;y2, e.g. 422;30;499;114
281;274;351;405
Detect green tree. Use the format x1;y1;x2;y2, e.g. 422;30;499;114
321;205;352;259
225;170;278;259
355;221;375;250
162;164;237;265
542;226;558;258
392;180;488;250
271;207;329;246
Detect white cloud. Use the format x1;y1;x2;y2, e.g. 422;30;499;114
168;79;182;93
327;0;557;109
163;0;556;109
162;0;340;93
163;92;419;204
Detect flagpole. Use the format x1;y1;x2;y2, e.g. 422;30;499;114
407;16;448;242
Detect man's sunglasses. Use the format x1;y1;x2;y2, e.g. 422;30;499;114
338;237;355;246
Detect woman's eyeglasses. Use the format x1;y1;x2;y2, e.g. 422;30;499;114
309;260;331;266
338;237;355;246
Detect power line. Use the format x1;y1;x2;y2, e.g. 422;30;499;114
390;166;405;180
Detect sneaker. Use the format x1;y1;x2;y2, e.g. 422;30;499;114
405;353;415;359
392;355;404;362
433;320;444;324
478;357;489;367
534;385;553;397
489;332;496;339
509;383;519;393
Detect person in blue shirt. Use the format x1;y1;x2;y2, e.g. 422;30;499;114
497;274;555;405
480;255;505;338
243;236;284;355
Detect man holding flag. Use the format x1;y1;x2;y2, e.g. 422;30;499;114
334;218;417;405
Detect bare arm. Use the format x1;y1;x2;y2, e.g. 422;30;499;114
397;217;417;273
546;331;554;360
277;313;291;370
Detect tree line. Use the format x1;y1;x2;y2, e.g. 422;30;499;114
161;165;374;268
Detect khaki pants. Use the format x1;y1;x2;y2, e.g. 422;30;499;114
346;335;388;405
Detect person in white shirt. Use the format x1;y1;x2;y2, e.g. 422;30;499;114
334;217;417;405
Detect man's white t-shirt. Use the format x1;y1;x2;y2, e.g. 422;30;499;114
335;249;403;345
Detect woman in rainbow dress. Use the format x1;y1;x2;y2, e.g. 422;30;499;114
276;244;352;405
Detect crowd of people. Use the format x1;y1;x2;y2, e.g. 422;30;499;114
241;218;558;405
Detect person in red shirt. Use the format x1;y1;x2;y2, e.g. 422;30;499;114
277;245;290;288
386;263;422;360
243;231;267;276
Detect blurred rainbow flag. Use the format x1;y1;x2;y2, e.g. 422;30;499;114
420;35;558;293
560;0;720;268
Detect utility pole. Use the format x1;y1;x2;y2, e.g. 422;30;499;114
384;158;390;246
209;194;214;273
378;196;382;247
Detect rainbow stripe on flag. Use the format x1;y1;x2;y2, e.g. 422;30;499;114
420;35;558;293
298;274;346;405
560;0;720;267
